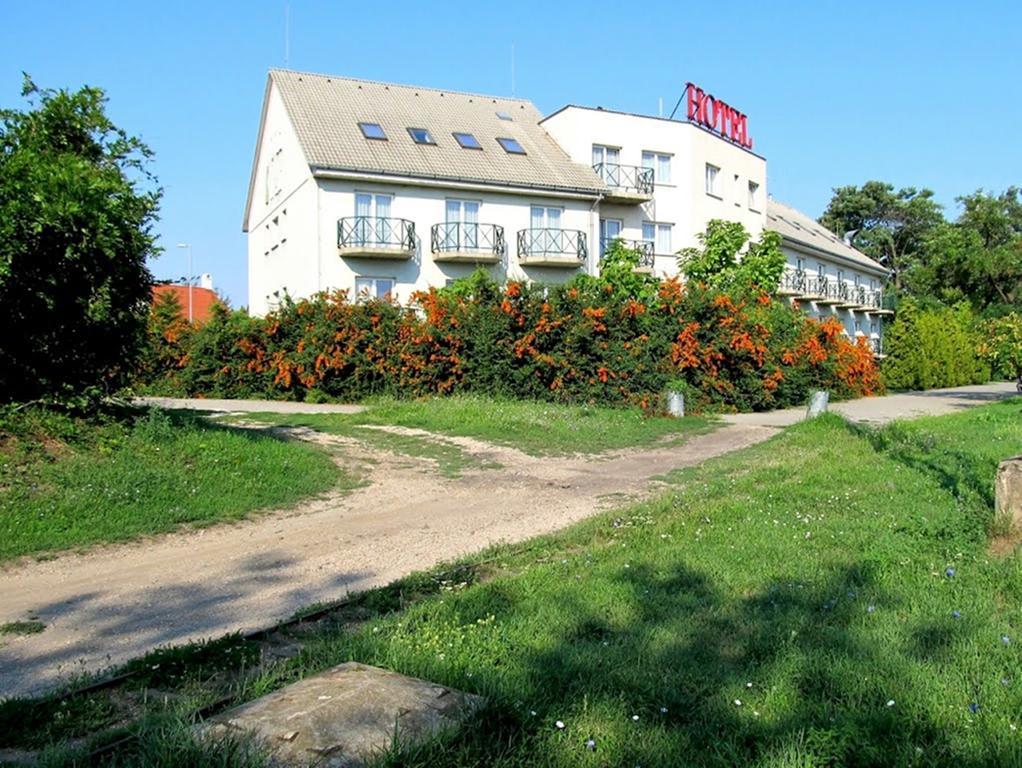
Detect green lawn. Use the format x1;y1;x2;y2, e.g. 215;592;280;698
236;395;716;457
0;406;344;561
8;400;1022;766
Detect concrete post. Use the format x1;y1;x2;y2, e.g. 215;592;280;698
666;391;685;418
995;456;1022;530
806;390;829;419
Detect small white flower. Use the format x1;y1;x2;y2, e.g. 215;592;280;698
734;699;742;706
632;714;639;721
746;682;753;688
659;706;668;714
555;720;565;730
529;710;537;716
886;700;895;707
585;738;596;750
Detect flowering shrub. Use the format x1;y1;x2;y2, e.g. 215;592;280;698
138;270;882;412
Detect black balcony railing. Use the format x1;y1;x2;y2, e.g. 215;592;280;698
517;228;587;261
593;163;655;195
430;222;504;257
863;290;884;310
805;275;829;298
851;285;868;306
337;216;416;252
779;268;807;293
600;238;654;270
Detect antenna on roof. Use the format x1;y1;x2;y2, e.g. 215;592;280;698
510;42;516;96
284;3;291;66
659;97;663;117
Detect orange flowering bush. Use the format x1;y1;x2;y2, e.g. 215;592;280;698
139;269;882;411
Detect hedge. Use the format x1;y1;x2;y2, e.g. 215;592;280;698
139;263;881;413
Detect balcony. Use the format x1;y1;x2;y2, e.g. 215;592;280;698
517;228;587;267
430;222;504;263
777;268;807;296
815;278;843;305
337;216;416;259
864;290;895;315
600;238;655;273
593;163;655;204
802;276;829;302
833;282;861;309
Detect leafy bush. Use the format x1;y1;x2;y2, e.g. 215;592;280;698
978;312;1022;379
882;298;989;390
137;262;882;413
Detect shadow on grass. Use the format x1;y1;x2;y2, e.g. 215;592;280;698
367;560;1016;768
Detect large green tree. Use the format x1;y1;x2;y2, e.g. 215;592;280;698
819;181;943;290
677;219;785;292
0;76;160;402
907;188;1022;313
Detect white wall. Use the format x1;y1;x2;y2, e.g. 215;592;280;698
309;179;598;306
246;83;318;315
542;106;768;276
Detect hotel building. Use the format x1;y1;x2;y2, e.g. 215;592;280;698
243;69;890;354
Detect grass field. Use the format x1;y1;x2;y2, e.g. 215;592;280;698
235;395;715;457
0;405;344;561
5;400;1022;766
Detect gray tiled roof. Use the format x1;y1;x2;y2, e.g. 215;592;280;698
269;69;604;195
767;199;887;275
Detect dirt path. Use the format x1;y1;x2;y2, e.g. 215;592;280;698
0;422;775;699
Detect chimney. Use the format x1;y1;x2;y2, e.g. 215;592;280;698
200;273;214;290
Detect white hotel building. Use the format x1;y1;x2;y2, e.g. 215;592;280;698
244;69;891;354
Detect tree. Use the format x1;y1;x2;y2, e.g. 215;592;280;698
819;181;943;290
978;313;1022;380
677;219;785;292
0;75;160;403
907;188;1022;313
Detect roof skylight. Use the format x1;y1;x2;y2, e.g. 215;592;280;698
496;137;526;155
496;111;513;121
453;132;482;150
407;127;436;145
358;122;387;140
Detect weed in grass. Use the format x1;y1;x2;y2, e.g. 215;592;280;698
0;619;45;635
121;635;262;690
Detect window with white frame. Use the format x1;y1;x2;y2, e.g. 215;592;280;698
592;145;621;185
642;151;672;184
870;317;879;336
354;276;395;300
705;163;720;196
748;180;761;210
445;199;480;250
354;192;393;245
642;221;673;254
600;218;622;256
530;205;562;230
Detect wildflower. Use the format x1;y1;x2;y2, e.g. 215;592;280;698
886;700;895;707
746;682;753;688
945;567;955;578
867;605;876;614
969;703;980;714
632;714;639;721
951;611;962;619
1001;678;1011;686
529;710;537;717
585;738;596;750
1003;635;1011;645
660;706;668;714
555;720;565;730
734;699;742;706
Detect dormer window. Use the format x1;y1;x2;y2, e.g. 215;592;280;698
407;127;436;145
453;132;482;150
496;137;526;155
358;122;387;140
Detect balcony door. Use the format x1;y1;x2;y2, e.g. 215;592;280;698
592;145;620;186
531;206;562;254
600;218;622;256
445;199;480;250
355;192;392;245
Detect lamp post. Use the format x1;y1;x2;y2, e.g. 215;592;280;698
176;243;193;322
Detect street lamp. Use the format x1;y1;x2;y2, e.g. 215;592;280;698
176;243;193;322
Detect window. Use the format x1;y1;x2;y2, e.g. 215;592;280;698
407;127;435;145
592;145;621;185
354;192;393;244
705;163;720;196
497;137;526;154
870;318;879;335
642;151;672;184
599;218;622;256
354;277;395;300
748;181;761;211
643;221;672;254
854;318;863;335
453;132;482;149
817;263;826;278
445;199;481;249
531;205;562;230
358;122;387;140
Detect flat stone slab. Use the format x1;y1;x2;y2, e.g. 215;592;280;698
206;662;483;767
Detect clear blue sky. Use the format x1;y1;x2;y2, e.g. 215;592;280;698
2;0;1019;307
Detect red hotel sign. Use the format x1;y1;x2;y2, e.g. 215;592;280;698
686;82;753;150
